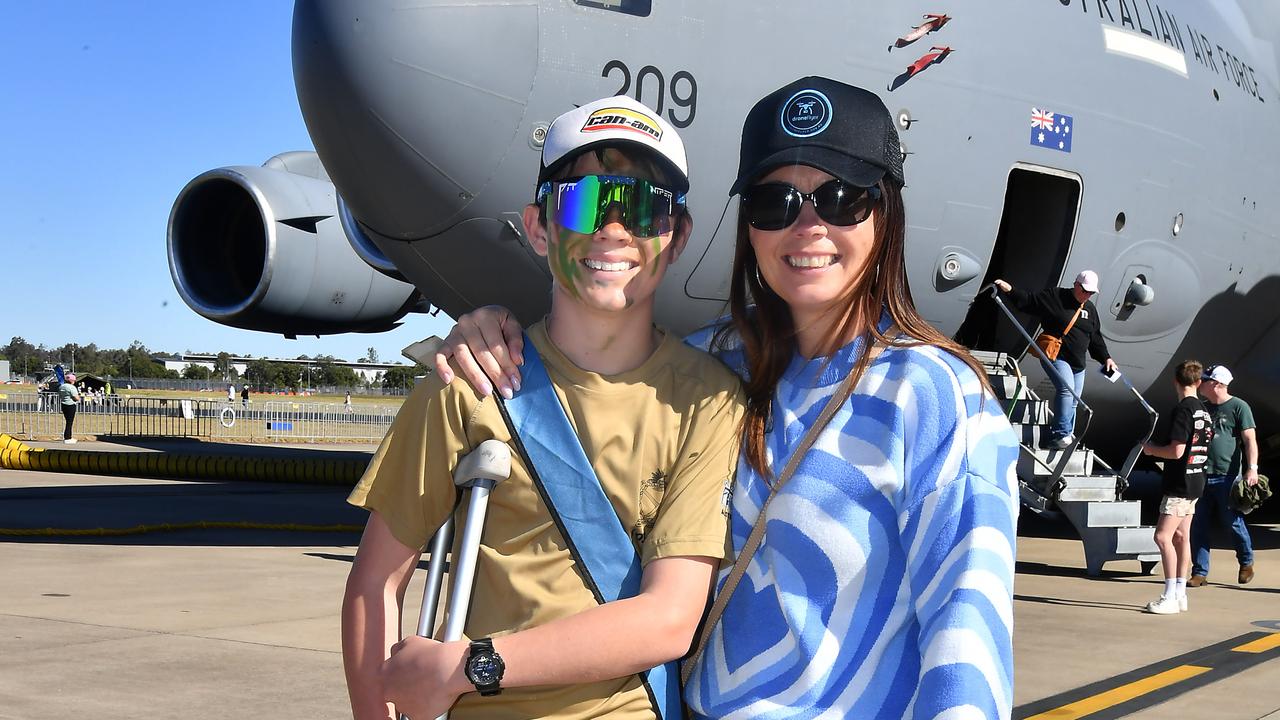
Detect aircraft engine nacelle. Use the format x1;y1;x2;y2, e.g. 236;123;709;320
167;153;426;337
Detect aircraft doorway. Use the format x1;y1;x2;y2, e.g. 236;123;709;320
955;166;1081;355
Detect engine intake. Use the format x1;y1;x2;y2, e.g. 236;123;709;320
167;155;424;336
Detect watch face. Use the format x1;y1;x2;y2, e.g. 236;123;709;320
468;651;504;685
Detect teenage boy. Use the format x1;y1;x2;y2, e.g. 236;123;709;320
1141;359;1212;614
341;96;744;720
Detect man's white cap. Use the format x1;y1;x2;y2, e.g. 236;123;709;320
1075;269;1100;293
537;95;689;194
1203;364;1234;385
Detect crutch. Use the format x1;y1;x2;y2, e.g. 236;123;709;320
402;439;511;720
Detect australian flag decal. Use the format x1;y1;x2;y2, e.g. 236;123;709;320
1030;107;1072;153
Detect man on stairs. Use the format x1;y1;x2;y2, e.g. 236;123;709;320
994;270;1118;449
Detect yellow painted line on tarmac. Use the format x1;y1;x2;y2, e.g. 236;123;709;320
1023;665;1211;720
1233;632;1280;654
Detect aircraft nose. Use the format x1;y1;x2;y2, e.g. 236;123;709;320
293;1;539;239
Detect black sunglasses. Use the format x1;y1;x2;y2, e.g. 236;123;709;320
741;180;881;231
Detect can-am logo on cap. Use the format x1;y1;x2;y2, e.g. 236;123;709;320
582;107;663;141
780;89;832;138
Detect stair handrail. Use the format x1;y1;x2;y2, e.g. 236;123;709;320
982;354;1061;498
983;284;1092;490
1108;369;1159;493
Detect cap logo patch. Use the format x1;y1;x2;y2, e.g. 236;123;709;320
582;107;663;141
780;89;832;138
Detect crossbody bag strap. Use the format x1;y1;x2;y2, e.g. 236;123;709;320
1062;303;1084;336
494;336;682;720
681;330;897;687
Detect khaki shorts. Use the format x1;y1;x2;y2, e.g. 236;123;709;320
1159;495;1198;517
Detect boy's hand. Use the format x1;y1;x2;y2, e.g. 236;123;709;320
434;305;526;399
381;637;470;718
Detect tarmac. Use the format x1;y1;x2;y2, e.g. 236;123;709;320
0;439;1277;719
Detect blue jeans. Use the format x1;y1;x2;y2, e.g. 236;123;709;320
1190;474;1254;576
1040;358;1084;439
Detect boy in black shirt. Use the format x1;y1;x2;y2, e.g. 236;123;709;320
1140;359;1212;614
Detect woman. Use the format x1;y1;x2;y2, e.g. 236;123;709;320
433;78;1018;718
58;373;81;444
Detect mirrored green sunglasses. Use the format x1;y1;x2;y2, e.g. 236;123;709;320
537;175;686;237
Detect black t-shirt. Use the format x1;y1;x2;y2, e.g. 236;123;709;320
1156;396;1213;499
1007;287;1110;371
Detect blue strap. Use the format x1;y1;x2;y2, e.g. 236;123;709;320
500;336;682;719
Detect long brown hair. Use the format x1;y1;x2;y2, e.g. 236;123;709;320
716;178;992;478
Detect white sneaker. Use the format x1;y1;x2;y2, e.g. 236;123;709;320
1179;595;1188;612
63;438;77;444
1050;434;1076;450
1146;595;1180;614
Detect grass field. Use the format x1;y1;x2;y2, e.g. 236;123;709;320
2;384;407;410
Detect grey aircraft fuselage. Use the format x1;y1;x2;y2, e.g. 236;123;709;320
172;1;1280;460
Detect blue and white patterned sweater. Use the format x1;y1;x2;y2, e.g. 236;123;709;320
683;321;1019;720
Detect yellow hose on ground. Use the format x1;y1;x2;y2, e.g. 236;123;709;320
0;434;368;537
0;433;367;486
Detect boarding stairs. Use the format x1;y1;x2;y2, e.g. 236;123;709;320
976;287;1162;577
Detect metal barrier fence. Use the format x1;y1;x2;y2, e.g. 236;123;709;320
104;378;413;396
0;392;395;443
214;401;397;442
110;397;215;438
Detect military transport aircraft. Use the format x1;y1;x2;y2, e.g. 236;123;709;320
167;0;1280;460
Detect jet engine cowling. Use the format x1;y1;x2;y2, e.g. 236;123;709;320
167;154;426;336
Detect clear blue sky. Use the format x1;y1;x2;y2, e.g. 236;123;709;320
2;2;455;365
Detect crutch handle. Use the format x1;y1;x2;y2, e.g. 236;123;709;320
401;440;510;720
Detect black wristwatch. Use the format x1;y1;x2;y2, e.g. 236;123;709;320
464;638;505;696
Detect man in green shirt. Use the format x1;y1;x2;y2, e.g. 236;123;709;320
1189;365;1259;586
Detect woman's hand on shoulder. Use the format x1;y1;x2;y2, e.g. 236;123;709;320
434;305;525;398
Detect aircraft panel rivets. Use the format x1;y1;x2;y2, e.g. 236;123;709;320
1172;212;1184;236
530;123;549;149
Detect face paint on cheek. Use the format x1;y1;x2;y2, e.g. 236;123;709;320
550;228;585;299
649;236;664;276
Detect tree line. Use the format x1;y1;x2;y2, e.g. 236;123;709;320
1;337;425;391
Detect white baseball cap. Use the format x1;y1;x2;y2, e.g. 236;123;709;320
1203;365;1233;385
537;95;689;194
1075;270;1100;293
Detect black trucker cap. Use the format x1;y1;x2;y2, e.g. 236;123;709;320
730;76;905;195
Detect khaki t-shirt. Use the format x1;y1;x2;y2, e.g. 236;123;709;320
349;322;744;720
